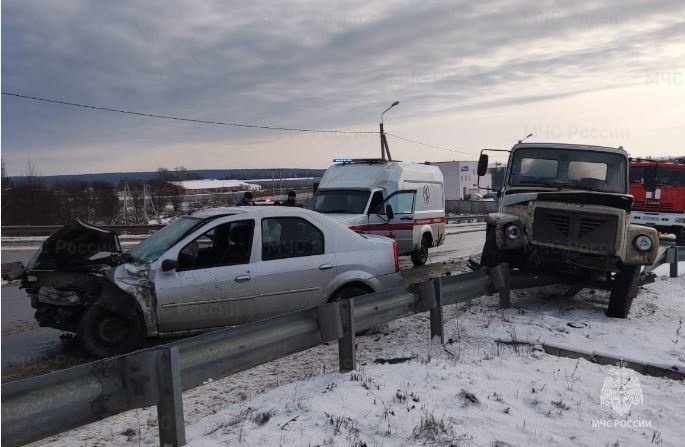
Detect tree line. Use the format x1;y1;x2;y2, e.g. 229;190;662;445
1;162;200;226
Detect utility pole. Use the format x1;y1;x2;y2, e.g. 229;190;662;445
380;101;399;161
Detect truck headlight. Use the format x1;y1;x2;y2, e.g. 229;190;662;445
505;224;521;240
633;234;653;251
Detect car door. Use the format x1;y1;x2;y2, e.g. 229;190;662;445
154;218;259;332
252;216;336;315
367;190;417;252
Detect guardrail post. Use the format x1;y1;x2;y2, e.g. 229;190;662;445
670;246;679;278
490;263;511;309
317;301;343;342
338;299;356;372
430;278;444;344
156;346;186;447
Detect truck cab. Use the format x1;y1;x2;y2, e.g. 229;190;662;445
477;143;659;318
307;158;445;266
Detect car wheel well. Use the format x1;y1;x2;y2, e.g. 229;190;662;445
422;232;433;246
96;283;146;324
328;281;374;302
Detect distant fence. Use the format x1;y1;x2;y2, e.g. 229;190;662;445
446;200;497;215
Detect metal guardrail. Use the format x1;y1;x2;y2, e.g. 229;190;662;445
2;216;486;237
445;214;487;223
644;245;684;277
1;224;166;237
1;264;511;447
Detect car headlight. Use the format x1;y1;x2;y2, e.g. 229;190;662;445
505;224;521;240
633;234;653;251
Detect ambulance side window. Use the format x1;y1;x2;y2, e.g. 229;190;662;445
381;191;415;215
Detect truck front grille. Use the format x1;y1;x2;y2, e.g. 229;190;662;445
549;214;570;237
533;208;618;254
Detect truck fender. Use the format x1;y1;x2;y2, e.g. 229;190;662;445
485;212;525;249
623;224;659;265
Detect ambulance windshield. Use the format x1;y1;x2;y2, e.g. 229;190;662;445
306;190;371;214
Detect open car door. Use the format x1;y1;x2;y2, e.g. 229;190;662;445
367;190;417;253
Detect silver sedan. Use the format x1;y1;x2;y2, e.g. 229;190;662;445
25;207;402;357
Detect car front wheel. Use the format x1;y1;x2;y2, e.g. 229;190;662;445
77;304;145;358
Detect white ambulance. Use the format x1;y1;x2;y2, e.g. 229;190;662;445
307;158;445;265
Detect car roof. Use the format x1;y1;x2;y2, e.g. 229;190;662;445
512;142;628;156
190;206;320;219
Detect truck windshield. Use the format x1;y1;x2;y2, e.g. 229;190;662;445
509;148;627;193
127;217;203;263
306;190;371;214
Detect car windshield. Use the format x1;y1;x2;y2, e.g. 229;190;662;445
509;148;627;193
127;217;203;263
306;190;371;214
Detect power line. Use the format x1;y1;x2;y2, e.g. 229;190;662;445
3;91;495;158
1;92;376;134
385;132;478;155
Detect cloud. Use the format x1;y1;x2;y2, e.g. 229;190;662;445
2;0;685;174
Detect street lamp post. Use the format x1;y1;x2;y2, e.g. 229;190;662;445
380;101;399;161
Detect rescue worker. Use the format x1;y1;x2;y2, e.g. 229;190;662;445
235;191;254;207
283;190;299;207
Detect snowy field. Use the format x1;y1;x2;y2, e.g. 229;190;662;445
33;260;685;447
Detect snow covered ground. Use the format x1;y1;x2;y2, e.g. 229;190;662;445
182;354;684;447
33;259;685;447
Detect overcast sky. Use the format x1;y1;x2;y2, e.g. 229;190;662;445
2;0;684;175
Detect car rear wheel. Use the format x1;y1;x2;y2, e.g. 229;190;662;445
329;285;371;302
411;235;430;266
77;304;145;358
606;265;640;318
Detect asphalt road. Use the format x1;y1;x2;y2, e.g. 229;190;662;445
1;229;486;382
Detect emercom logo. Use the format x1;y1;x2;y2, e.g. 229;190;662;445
600;365;643;416
592;363;653;429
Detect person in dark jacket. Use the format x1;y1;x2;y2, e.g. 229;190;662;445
283;190;300;207
235;191;254;206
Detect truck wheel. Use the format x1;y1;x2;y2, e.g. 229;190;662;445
411;235;430;266
77;304;145;358
480;224;500;267
606;265;640;318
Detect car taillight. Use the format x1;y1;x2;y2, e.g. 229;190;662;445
393;241;400;272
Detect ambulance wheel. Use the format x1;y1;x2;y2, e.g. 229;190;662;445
411;235;430;266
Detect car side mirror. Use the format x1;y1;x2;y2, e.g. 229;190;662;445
477;154;489;176
161;259;178;272
385;204;395;220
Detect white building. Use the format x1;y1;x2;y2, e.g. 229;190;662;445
433;161;492;200
170;179;262;195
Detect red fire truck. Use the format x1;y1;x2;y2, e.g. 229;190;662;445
630;158;685;245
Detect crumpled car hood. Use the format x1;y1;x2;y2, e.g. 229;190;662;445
26;218;122;271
